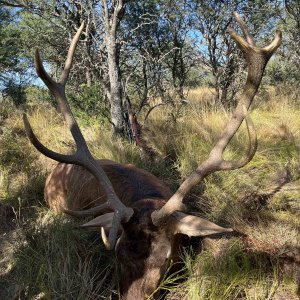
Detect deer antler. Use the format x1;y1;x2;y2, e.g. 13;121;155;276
151;12;282;226
23;23;133;250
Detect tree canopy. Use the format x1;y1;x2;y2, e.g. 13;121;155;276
0;1;299;124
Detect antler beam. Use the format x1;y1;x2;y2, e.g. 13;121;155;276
23;23;134;249
151;12;282;226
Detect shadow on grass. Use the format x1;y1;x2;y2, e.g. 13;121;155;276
0;212;118;300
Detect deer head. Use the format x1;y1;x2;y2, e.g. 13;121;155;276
23;13;281;300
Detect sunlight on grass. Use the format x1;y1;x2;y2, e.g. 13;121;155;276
1;87;299;299
167;239;298;300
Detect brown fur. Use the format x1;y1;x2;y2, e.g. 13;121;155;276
45;159;172;212
45;160;176;299
45;160;232;299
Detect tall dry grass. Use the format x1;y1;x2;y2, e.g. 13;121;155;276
0;87;299;299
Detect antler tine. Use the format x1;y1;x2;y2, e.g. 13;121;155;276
100;211;122;250
23;113;78;164
151;12;282;226
232;11;255;46
59;22;85;86
219;107;257;170
263;30;282;55
24;23;134;250
101;227;112;250
62;203;111;217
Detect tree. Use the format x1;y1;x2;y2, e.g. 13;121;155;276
0;7;30;105
193;0;281;106
122;0;174;111
0;0;132;135
100;0;129;136
162;0;197;102
122;0;197;112
261;1;299;99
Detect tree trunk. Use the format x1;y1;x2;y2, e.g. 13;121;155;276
101;0;126;137
106;40;124;136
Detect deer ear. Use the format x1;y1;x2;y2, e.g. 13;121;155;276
80;212;114;230
169;212;233;237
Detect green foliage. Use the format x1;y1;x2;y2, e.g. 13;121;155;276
24;86;52;105
0;8;22;73
1;0;299;117
0;7;32;105
67;84;108;123
266;59;300;101
1;80;27;106
185;68;210;89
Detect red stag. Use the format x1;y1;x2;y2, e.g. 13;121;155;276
23;13;281;300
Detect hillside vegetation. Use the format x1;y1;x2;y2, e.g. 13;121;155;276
0;87;299;299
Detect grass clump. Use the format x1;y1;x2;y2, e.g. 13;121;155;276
2;210;117;299
167;239;298;300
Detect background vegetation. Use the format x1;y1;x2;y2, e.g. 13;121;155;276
0;0;299;299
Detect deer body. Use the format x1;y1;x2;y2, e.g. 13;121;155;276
23;14;281;300
45;159;172;212
46;161;182;299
